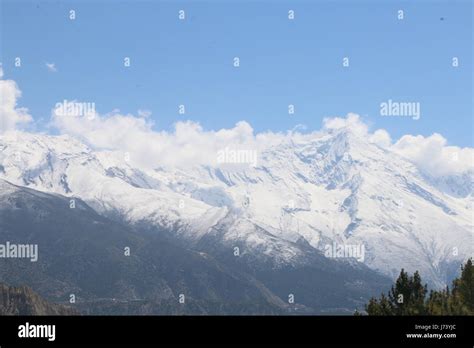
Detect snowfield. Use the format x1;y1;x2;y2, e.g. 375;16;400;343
0;127;472;288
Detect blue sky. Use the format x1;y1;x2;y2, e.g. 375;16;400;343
1;0;472;146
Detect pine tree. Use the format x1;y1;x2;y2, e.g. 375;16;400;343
362;259;472;316
427;287;450;315
388;269;409;315
387;269;427;315
450;258;474;315
366;293;393;315
411;271;428;315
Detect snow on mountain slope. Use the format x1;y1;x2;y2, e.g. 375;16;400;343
0;129;472;287
168;130;473;287
0;132;226;235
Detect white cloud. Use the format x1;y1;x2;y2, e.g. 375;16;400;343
51;105;268;168
0;64;33;132
45;63;57;72
51;104;473;177
0;64;470;178
369;129;392;148
391;134;473;177
137;109;152;118
323;113;370;136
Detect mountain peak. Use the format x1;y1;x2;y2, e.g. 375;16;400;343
0;131;471;288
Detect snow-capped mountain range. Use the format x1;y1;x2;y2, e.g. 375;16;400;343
0;127;472;288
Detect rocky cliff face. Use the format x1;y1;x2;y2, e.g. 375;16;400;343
0;283;77;315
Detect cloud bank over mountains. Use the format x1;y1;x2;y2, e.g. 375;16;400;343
0;65;472;178
391;133;473;177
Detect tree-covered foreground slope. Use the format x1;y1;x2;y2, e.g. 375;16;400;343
363;259;474;315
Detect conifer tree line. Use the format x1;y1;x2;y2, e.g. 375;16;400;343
359;259;474;315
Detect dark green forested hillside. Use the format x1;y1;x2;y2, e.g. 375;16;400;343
361;259;473;315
